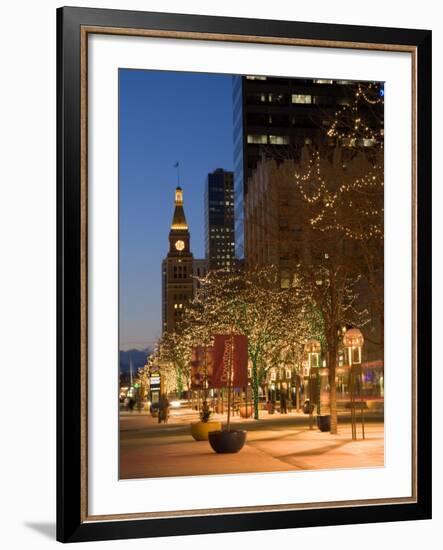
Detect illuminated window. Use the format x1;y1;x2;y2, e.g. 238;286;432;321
247;134;268;144
352;347;361;364
269;135;289;145
268;93;286;104
246;75;267;80
362;138;376;147
291;94;311;104
314;79;333;84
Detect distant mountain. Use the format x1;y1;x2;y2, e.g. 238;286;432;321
119;348;151;374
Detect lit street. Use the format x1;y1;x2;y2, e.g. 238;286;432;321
118;74;387;480
120;408;384;479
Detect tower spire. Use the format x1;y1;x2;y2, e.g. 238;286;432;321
171;186;188;230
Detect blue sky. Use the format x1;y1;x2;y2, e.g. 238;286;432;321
119;69;235;350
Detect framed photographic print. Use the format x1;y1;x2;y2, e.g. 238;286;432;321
57;6;432;543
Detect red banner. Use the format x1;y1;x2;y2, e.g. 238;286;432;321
212;334;248;389
190;346;214;389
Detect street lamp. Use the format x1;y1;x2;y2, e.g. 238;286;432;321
343;328;365;439
304;339;321;429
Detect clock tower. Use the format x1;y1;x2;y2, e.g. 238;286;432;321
162;187;194;333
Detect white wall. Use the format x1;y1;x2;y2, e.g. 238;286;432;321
0;1;439;548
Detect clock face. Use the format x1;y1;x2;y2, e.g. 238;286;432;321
175;240;185;251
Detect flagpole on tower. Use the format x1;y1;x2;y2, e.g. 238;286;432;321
173;161;180;186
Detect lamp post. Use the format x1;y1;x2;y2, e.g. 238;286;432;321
304;340;321;430
343;328;365;440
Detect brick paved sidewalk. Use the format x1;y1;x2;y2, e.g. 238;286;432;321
120;417;384;479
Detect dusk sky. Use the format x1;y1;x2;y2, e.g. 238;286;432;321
119;69;235;351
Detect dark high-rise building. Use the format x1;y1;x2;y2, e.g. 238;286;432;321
204;168;235;270
232;75;383;258
162;187;194;333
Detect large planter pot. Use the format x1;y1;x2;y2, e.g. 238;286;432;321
208;429;247;454
317;415;331;432
190;421;222;441
239;404;253;418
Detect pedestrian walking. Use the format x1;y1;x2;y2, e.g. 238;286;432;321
158;394;170;423
280;391;288;414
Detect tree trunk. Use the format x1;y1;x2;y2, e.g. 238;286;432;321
328;343;338;434
295;377;300;411
251;360;260;420
176;367;183;398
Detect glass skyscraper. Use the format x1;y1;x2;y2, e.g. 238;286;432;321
204;168;235;270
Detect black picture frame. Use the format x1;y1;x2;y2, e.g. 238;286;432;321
57;6;432;543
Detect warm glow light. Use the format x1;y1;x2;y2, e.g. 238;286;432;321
304;339;321;354
343;328;364;348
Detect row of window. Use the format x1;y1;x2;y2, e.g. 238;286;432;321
247;113;342;127
211;241;235;249
246;133;379;149
245;76;353;85
207;186;234;193
208;200;235;206
213;260;234;266
172;265;188;279
210;227;233;233
208;207;234;214
292;94;351;105
247;134;290;145
246;92;352;106
210;234;235;241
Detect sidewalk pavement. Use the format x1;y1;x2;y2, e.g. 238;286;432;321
119;410;384;479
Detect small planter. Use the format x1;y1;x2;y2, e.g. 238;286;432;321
208;429;247;453
190;421;222;441
317;415;331;432
239;404;253;418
